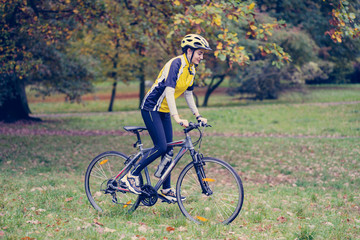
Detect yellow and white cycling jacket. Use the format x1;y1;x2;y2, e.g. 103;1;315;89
141;53;196;113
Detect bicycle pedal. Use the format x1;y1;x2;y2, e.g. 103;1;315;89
111;194;118;203
158;194;175;204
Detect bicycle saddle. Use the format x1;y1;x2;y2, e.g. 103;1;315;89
123;126;147;132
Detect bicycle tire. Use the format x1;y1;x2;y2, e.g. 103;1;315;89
84;151;142;213
176;157;244;224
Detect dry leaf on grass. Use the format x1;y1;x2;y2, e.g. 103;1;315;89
96;227;116;233
166;226;175;232
277;216;287;223
65;197;73;202
26;220;41;225
93;218;104;226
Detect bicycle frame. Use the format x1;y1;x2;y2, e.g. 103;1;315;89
112;128;211;194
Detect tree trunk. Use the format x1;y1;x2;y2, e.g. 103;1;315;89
138;44;146;109
108;80;117;112
139;66;145;109
202;75;225;107
108;40;120;112
0;74;39;122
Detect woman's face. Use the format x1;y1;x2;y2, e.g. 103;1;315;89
187;49;205;65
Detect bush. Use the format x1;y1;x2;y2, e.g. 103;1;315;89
229;60;303;100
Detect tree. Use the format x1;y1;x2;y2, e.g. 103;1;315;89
230;26;322;100
256;0;360;84
325;0;360;43
0;0;105;121
86;0;290;108
73;0;182;110
71;1;139;112
169;0;291;106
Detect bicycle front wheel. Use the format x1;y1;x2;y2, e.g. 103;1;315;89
176;157;244;224
84;151;142;213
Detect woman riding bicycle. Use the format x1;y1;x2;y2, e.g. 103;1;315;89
121;34;212;201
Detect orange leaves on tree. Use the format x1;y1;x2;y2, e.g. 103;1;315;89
248;2;256;10
326;1;360;42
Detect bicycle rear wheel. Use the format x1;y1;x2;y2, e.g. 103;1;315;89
84;151;142;213
176;157;244;224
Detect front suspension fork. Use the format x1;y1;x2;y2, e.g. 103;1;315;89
193;153;213;196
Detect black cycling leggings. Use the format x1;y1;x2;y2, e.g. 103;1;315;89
131;109;173;189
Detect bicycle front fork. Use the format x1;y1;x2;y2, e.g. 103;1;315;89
193;153;213;196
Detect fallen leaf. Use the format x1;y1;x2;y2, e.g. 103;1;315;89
166;226;175;232
26;220;41;225
324;222;334;227
255;225;265;232
277;216;287;223
104;227;116;233
93;219;104;226
138;225;148;233
30;187;46;192
96;227;104;234
178;226;187;232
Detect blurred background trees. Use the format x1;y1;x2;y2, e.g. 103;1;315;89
1;0;359;121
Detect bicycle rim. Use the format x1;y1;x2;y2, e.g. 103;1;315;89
84;151;142;213
176;157;244;224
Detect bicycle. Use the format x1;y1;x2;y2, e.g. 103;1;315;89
85;122;244;224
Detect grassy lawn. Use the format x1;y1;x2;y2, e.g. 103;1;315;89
1;86;360;239
27;83;360;114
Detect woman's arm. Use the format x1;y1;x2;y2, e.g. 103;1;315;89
165;87;189;127
184;90;207;124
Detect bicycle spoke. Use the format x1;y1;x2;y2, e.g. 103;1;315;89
94;163;108;179
214;198;236;217
177;157;243;224
85;152;142;213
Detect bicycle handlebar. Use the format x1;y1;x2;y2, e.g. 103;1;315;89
183;122;211;134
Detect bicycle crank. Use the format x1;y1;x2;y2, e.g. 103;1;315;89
140;184;158;206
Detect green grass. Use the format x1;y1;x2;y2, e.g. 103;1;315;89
1;86;360;239
11;102;360;137
27;83;360;114
1;135;359;239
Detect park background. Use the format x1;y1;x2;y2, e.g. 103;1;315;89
1;0;360;239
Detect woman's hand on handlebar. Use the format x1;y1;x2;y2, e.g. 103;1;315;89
178;119;189;127
195;113;207;125
197;117;207;125
173;114;189;127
